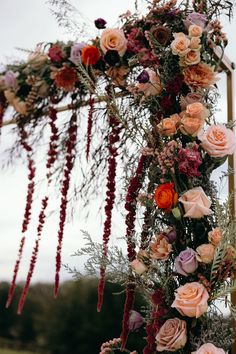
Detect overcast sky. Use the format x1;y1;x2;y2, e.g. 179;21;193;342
0;0;235;285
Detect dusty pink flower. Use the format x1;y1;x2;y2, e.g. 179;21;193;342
171;282;209;318
180;93;203;110
130;259;147;275
192;343;226;354
179;187;212;219
156;318;187;352
198;124;236;158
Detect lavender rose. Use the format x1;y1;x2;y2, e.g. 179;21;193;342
4;70;18;91
184;12;208;30
69;42;86;65
156;318;187;352
175;248;198;276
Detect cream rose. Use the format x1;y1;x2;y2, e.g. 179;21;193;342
130;259;147;275
186;102;209;120
171;33;191;56
171;282;209;318
198;124;236;158
208;227;222;246
100;28;127;56
182;50;201;66
189;25;203;37
156;318;187;352
179;187;213;219
192;343;226;354
196;244;215;263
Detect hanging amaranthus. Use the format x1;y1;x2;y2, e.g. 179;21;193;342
121;155;150;349
86;96;94;161
6;128;35;308
0;92;6;135
97;115;121;312
16;107;59;313
54;110;78;297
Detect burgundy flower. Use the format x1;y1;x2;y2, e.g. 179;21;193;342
104;50;120;66
166;74;184;95
150;25;171;46
48;45;64;63
94;18;107;29
137;70;150;83
177;144;202;177
160;95;174;114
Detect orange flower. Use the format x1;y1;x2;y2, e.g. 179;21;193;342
54;65;78;91
183;62;218;88
81;45;101;65
154;183;178;210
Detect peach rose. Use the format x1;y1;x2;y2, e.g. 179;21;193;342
192;343;226;354
171;33;191;56
189;25;203;37
157;114;180;136
171;282;209;318
100;28;127;56
198;124;236;157
183;63;219;88
189;37;202;51
179;187;213;219
180;115;204;136
196;244;215;263
150;234;172;261
134;69;162;97
181;50;201;66
208;227;222;246
130;259;148;275
156;318;187;352
186;102;209;120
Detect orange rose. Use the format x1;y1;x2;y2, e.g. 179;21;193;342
189;37;201;51
171;32;191;56
196;244;215;263
183;63;218;88
154;183;178;210
81;45;101;65
150;234;172;260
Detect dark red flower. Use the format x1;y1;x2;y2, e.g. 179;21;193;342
54;66;78;91
48;45;64;63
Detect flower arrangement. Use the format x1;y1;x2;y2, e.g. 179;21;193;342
0;0;236;352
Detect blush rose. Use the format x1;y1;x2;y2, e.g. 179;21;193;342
192;343;226;354
155;318;187;352
171;282;209;318
100;28;127;56
179;187;212;219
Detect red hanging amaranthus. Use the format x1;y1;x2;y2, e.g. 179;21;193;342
0;92;6;135
97;115;121;312
16;107;59;313
6;128;35;308
86;96;94;161
121;154;149;350
54;110;78;297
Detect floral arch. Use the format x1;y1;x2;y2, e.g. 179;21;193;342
0;0;236;353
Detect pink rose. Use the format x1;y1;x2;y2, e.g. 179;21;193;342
171;282;209;318
198;124;236;157
130;259;147;275
179;187;212;219
192;343;226;354
180;93;203;110
196;244;215;263
208;227;222;246
100;28;127;56
156;318;187;352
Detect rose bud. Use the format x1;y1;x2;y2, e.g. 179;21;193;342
137;70;150;83
128;310;143;331
94;18;107;29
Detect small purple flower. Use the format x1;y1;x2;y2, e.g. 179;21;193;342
184;12;208;30
94;18;107;29
175;248;198;276
128;310;143;331
165;229;177;244
137;70;149;83
69;42;86;65
4;70;18;91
